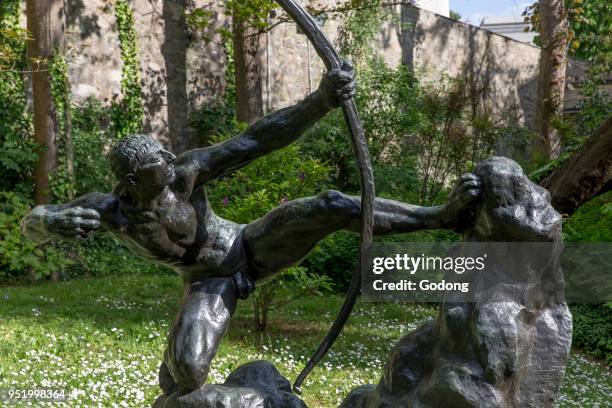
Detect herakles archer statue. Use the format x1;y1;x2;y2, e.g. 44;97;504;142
20;62;481;396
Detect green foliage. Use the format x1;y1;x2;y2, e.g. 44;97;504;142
0;0;154;282
226;0;277;29
523;0;611;62
301;60;502;205
571;67;612;138
186;1;277;41
563;191;612;242
71;100;117;194
550;63;611;160
565;0;611;63
570;303;612;364
252;266;333;331
563;192;612;364
64;234;171;279
190;40;238;146
336;0;391;61
0;0;28;71
449;10;462;21
49;52;76;201
0;71;36;194
528;150;572;183
303;231;358;291
208;143;331;223
0;3;36;195
113;0;144;138
0;192;72;280
301;60;421;197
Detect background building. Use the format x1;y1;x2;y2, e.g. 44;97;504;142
480;16;537;45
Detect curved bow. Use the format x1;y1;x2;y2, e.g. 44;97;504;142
274;0;375;394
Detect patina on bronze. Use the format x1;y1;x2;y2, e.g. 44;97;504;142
20;57;482;399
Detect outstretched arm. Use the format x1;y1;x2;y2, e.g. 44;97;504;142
21;192;114;244
176;62;355;186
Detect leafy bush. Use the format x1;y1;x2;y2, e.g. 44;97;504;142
0;72;36;195
563;192;612;364
303;231;359;291
252;266;332;331
0;2;36;195
300;60;505;206
571;303;612;364
208;143;331;223
563;191;612;242
0;192;71;280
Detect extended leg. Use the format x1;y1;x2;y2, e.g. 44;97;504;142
164;276;238;392
243;188;464;281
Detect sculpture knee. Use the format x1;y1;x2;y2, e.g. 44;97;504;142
163;278;237;392
316;190;359;219
166;337;211;392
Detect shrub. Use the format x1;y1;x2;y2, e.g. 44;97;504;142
563;191;612;242
571;303;612;364
563;192;612;364
252;266;332;331
300;60;506;206
0;192;71;280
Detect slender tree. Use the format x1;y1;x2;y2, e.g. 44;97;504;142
232;17;264;124
26;0;65;204
536;0;569;160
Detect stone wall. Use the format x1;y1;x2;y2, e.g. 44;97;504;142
63;0;228;152
31;1;589;152
395;6;587;129
260;4;588;130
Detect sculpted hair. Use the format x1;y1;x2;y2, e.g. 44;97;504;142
109;134;162;179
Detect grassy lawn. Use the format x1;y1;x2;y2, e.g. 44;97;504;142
0;274;610;407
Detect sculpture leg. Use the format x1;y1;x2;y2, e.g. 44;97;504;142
243;190;446;281
164;276;238;392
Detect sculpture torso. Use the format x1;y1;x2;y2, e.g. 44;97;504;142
101;181;244;280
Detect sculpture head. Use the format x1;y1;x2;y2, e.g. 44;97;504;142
109;134;176;199
466;156;561;242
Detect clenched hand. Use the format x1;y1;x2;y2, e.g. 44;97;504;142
318;60;356;108
45;206;101;240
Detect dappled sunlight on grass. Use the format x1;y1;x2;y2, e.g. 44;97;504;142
0;275;610;407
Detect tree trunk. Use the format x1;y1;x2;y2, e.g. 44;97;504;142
541;118;612;216
26;0;65;204
27;0;65;282
233;17;264;124
536;0;569;160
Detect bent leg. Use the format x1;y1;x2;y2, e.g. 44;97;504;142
244;190;448;281
164;276;238;392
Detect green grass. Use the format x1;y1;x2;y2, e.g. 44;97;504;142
0;274;610;407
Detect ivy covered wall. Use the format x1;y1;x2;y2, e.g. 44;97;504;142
59;0;228;152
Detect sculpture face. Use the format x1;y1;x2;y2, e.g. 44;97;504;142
129;146;176;193
109;134;177;198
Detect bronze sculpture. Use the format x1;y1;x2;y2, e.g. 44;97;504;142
21;63;482;396
340;157;572;408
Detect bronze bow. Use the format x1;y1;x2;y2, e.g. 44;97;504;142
274;0;375;394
